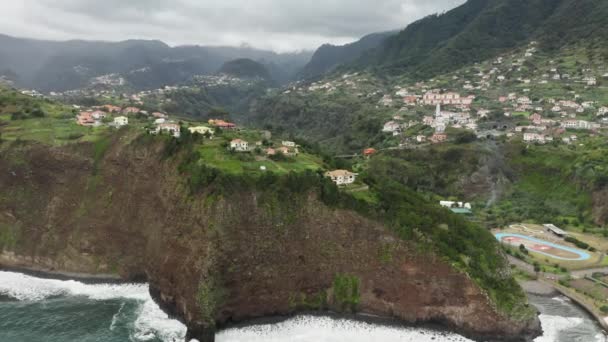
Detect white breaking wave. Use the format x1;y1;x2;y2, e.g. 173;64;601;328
534;314;584;342
1;271;603;342
216;310;601;342
0;271;149;301
110;302;126;331
217;316;474;342
132;298;188;342
550;296;572;305
0;271;187;342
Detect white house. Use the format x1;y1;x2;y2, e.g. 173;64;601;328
91;110;107;120
584;77;597;86
325;170;357;186
523;133;547;144
439;201;472;209
230;139;249;152
282;141;296;147
114;116;128;127
156;123;181;138
189;126;214;136
382;121;401;133
562;120;600;130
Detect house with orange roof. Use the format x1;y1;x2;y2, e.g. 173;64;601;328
363;148;377;157
76;112;96;126
123;107;141;115
209;119;237;130
430;133;448;144
230;139;249;152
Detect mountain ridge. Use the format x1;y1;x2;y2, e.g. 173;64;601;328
299;31;398;80
353;0;608;79
0;34;313;92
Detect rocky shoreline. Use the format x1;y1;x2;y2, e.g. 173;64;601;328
0;266;541;342
0;264;128;284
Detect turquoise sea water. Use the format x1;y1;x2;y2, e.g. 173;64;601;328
0;271;605;342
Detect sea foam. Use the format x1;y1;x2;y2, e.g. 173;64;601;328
0;271;603;342
0;271;148;301
534;314;585;342
0;271;187;342
217;315;473;342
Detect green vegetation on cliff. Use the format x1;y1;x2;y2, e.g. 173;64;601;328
332;274;361;312
171;139;532;320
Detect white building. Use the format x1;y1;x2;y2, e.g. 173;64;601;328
325;170;357;186
523;133;548;144
189;126;214;136
153;123;181;138
562;120;600;130
282;141;296;147
91;111;107;120
584;77;597;86
114;116;128;127
382;121;401;133
439;201;472;209
230;139;249;152
422;91;463;105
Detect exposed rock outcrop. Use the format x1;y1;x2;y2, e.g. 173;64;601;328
0;134;541;341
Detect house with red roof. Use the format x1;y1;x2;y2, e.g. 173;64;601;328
76;112;96;126
363;148;377;157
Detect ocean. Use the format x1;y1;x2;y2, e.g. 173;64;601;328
0;271;605;342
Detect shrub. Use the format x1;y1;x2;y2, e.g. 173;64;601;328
332;274;360;312
565;236;590;250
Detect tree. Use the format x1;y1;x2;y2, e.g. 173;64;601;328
533;262;541;274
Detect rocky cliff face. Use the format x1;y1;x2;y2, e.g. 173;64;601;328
0;133;540;341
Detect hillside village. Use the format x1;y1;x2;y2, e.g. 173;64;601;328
280;42;608;149
9;39;608;194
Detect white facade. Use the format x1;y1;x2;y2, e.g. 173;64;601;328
157;123;181;138
382;121;401;133
189;126;214;135
114;116;128;127
325;170;357;186
523;133;547;144
230;139;249;152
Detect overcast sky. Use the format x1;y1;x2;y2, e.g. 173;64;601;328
1;0;465;52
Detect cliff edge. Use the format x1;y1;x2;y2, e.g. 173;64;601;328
0;132;541;341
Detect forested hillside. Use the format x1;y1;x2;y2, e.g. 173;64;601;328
356;0;608;79
218;59;273;83
299;31;396;79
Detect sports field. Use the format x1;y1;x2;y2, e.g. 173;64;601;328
495;233;591;261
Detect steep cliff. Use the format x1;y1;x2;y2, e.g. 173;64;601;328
0;131;540;341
